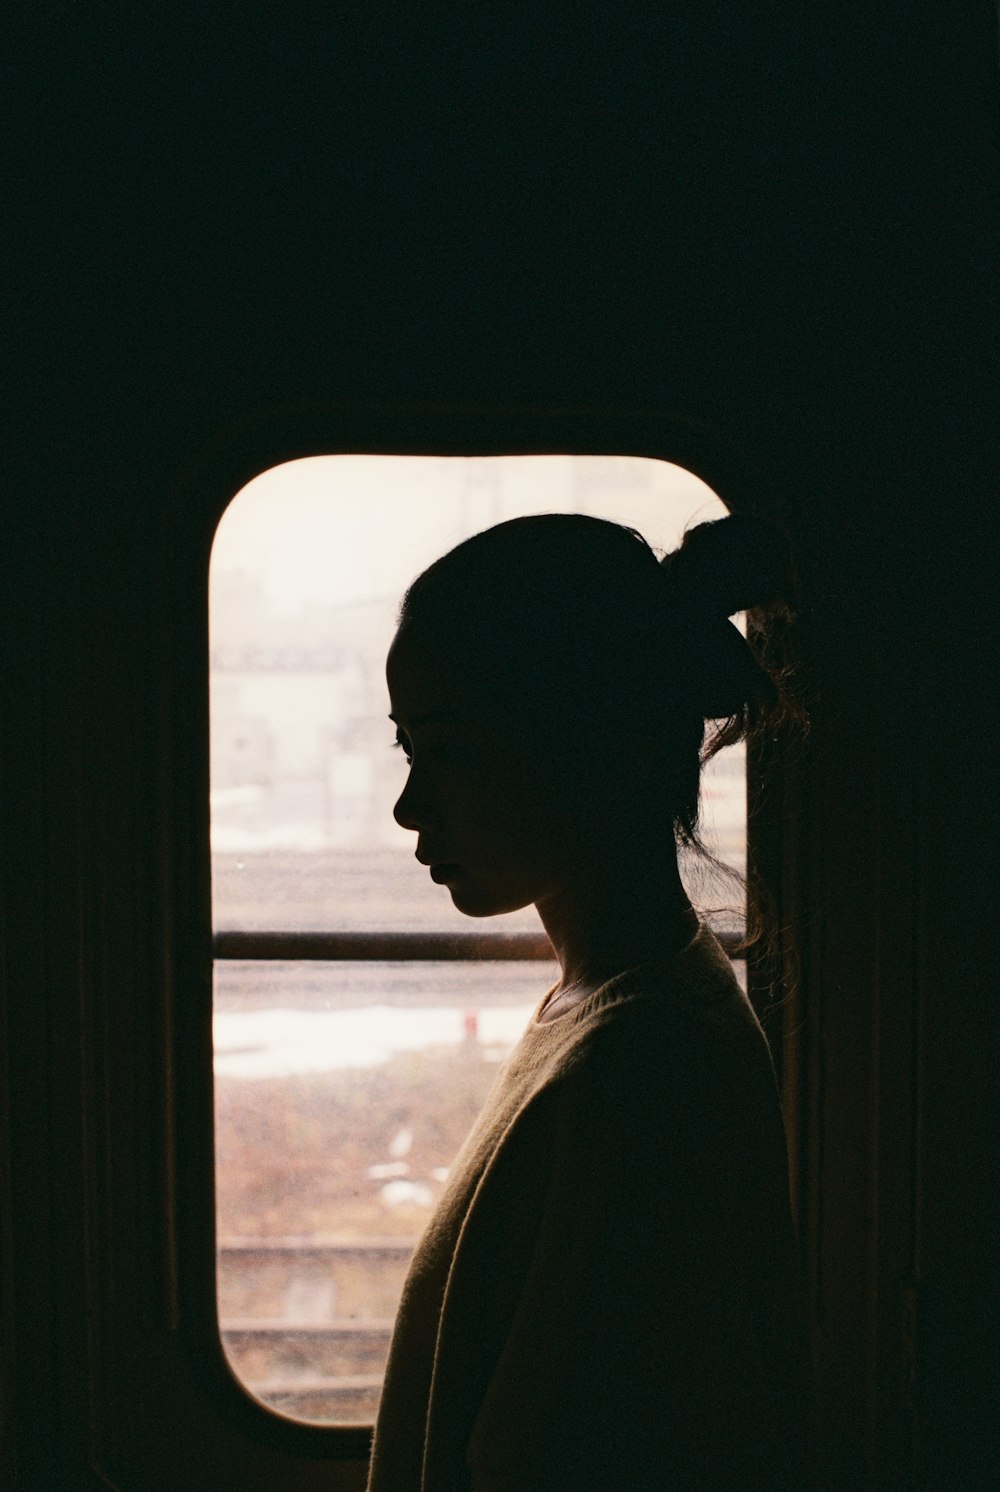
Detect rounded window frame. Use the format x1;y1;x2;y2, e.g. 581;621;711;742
155;402;790;1459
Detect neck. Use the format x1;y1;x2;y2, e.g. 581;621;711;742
534;837;698;996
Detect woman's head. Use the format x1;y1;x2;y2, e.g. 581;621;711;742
386;511;796;915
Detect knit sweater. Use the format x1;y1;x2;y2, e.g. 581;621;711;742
366;925;813;1491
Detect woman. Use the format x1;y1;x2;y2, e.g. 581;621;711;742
368;513;814;1491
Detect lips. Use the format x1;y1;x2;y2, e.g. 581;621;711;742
416;851;462;884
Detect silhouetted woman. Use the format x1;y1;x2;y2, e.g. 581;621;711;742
368;513;814;1491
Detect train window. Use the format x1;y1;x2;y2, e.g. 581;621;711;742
210;455;746;1426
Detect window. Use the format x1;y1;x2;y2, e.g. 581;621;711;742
210;455;745;1425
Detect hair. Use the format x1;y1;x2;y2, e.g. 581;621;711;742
398;511;803;947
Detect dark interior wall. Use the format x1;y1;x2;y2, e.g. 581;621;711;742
15;9;989;462
6;7;997;1488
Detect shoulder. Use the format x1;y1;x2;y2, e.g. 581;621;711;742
569;935;774;1110
488;929;785;1184
545;960;787;1200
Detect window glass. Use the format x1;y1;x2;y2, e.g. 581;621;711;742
211;455;744;1423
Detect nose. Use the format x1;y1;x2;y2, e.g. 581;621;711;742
393;771;431;834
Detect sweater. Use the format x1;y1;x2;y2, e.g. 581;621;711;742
366;925;814;1491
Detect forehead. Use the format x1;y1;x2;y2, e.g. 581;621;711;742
385;621;481;722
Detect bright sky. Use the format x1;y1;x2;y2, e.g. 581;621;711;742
210;454;726;614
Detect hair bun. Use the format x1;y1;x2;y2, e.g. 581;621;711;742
661;514;795;618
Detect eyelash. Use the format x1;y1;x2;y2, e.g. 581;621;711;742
391;739;413;764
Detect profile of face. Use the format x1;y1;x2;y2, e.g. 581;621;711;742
386;619;593;918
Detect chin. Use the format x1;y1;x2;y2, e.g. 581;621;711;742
448;882;532;919
449;890;510;918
